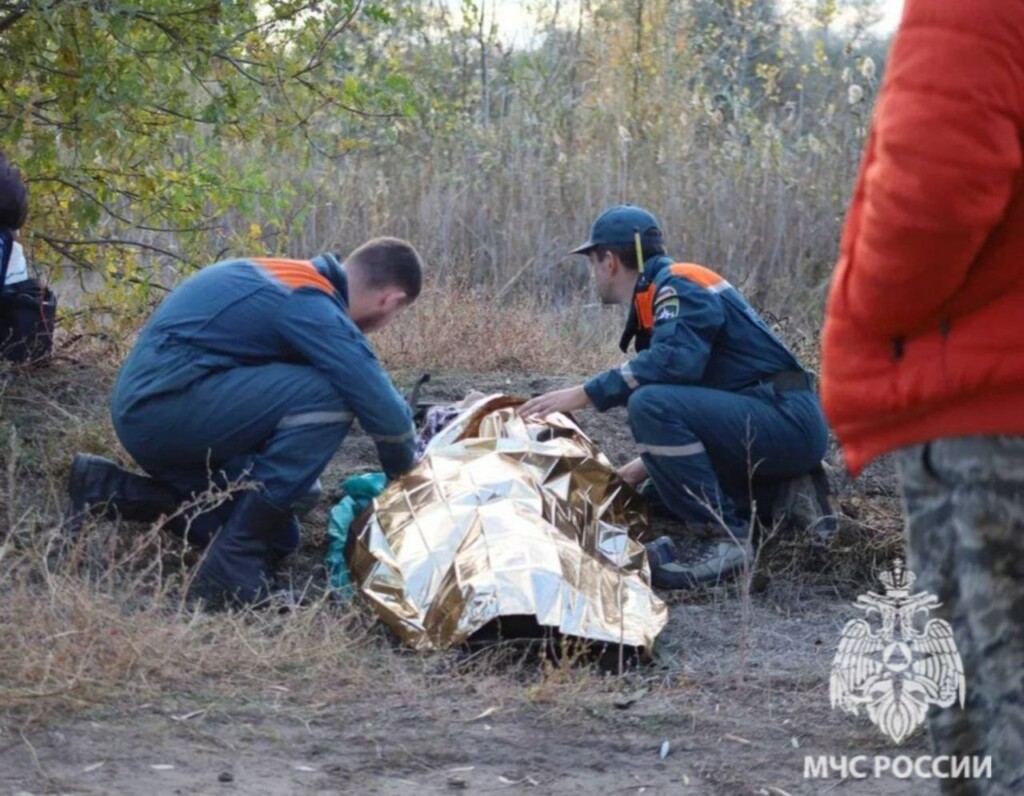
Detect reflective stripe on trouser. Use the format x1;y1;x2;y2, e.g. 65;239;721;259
626;383;828;533
113;363;353;517
897;438;1024;796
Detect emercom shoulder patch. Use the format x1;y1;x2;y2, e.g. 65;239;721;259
654;285;677;303
654;298;680;321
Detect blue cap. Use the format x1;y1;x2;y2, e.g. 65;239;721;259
570;205;664;255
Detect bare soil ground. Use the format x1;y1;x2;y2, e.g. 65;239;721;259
1;361;926;795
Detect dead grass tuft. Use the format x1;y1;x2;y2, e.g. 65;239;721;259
0;519;392;728
374;276;622;374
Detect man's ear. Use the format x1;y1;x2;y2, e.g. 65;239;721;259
380;288;409;311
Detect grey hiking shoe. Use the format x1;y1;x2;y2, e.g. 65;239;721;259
771;463;837;545
645;533;753;590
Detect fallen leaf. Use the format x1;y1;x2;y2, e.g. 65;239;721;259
790;736;800;749
659;740;670;759
83;762;105;773
724;733;751;745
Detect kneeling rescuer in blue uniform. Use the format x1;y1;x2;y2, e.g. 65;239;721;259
520;206;831;588
66;237;424;607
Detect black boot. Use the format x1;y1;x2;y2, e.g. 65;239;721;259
64;453;181;537
187;490;293;609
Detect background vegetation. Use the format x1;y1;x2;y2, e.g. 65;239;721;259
2;0;891;345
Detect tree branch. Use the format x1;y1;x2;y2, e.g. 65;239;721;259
37;233;193;264
0;1;30;35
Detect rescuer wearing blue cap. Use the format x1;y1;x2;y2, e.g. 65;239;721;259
520;205;833;589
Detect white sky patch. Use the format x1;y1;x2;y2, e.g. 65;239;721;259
481;0;577;47
485;0;547;46
451;0;905;46
878;0;904;31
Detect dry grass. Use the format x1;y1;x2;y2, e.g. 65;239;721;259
0;330;618;733
374;275;622;373
0;421;396;729
0;299;906;738
0;538;382;726
0;517;635;733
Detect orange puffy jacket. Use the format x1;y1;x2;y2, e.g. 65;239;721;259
821;0;1024;476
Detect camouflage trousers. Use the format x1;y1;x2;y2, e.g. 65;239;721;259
896;437;1024;796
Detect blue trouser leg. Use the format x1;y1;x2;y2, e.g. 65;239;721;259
113;363;353;551
627;384;828;536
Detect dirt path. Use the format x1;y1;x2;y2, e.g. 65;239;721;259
2;635;931;796
0;617;931;796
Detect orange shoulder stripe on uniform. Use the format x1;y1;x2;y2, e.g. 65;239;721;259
668;262;729;291
250;258;334;295
638;262;732;332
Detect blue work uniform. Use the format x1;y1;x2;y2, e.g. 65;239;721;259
111;253;415;534
584;256;829;533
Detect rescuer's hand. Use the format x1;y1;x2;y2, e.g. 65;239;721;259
518;385;591;419
615;457;647;488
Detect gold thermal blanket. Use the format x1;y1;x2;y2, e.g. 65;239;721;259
346;395;668;652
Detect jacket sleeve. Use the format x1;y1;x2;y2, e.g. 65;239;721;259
274;289;415;479
833;0;1024;337
584;277;724;410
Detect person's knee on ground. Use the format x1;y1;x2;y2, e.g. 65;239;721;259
66;452;319;566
